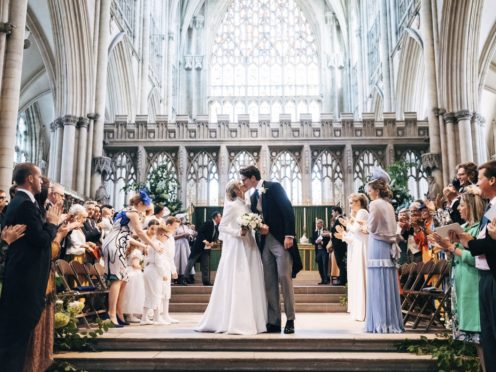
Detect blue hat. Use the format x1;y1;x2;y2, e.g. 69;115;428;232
139;188;152;207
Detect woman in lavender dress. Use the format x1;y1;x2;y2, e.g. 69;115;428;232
364;168;404;333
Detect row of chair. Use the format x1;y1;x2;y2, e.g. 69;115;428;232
399;259;452;331
55;259;109;327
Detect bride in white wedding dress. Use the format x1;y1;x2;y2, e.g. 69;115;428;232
196;180;267;335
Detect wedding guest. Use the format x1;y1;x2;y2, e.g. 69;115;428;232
312;218;330;285
429;186;486;371
64;204;90;263
184;212;222;286
122;242;145;323
454;160;496;370
335;193;369;321
397;208;412;265
144;203;168;227
161;216;181;323
443;184;464;224
82;201;102;246
329;207;348;285
174;214;196;285
46;183;65;211
99;205;114;240
0;189;8;228
102;190;161;327
364;167;404;333
0;163;61;371
409;200;430;263
456;162;478;192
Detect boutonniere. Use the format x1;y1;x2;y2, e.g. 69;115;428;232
260;186;268;194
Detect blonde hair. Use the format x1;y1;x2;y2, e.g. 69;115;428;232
225;180;241;201
349;192;369;210
460;186;486;226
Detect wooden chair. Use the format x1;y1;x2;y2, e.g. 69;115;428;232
402;260;436;325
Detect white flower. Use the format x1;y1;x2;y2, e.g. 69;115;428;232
260;186;267;194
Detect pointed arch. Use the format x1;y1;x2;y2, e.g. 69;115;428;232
270;150;302;204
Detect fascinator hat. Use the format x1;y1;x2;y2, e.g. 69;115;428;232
367;166;391;184
139;188;152;207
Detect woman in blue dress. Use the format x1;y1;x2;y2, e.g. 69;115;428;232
365;168;404;333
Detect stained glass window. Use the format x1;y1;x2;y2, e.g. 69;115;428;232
354;149;381;191
108;152;137;209
209;0;320;123
270;151;302;204
229;151;257;181
147;152;178;199
187;152;219;206
401;150;428;200
312;150;344;206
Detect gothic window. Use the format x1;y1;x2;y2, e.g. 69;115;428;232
354;149;381;191
229;151;257;181
312;150;344;206
209;0;320;122
15;113;29;164
400;150;428;200
108;152;137;210
187;152;219;206
148;151;178;183
270;151;302;204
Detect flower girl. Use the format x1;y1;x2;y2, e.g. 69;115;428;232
122;241;145;323
160;217;181;324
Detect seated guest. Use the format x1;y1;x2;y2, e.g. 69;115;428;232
64;204;92;263
454;160;496;371
429;186;486;371
312;218;331;285
397;208;413;265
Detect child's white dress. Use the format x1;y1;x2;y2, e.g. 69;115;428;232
122;249;145;314
144;239;170;310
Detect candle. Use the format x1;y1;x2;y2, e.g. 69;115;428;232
325;207;328;227
204;208;206;222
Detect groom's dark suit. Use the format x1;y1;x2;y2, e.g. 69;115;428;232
251;180;302;329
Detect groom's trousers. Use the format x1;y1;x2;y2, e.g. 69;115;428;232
262;233;295;326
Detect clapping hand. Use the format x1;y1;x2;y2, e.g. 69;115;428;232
488;219;496;240
338;217;348;227
46;204;62;225
427;232;452;251
1;225;27;245
449;230;474;247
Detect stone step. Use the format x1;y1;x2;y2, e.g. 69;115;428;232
170;293;344;304
55;351;436;371
170;303;347;313
94;336;401;352
172;285;346;295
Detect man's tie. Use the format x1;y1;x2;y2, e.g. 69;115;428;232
212;224;219;241
481;202;492;230
251;189;260;213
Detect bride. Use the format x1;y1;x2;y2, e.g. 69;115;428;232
196;180;267;335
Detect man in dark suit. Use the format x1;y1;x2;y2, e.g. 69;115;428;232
312;218;331;284
330;206;347;285
184;211;221;286
82;200;102;245
241;165;302;335
456;160;496;371
0;163;60;372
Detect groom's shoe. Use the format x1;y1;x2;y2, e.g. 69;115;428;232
284;320;295;334
266;323;281;333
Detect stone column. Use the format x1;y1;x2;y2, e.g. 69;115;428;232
379;0;392;111
139;0;150;114
301;144;312;205
0;0;10;93
76;117;89;194
326;12;339;116
47;121;57;178
455;110;473;163
60;115;78;189
91;0;111;195
443;112;457;180
177;145;188;206
218;145;229;204
0;0;28;191
136;145;147;184
259;144;270;180
386;143;394;167
344;143;354;214
436;109;449;186
54;118;64;181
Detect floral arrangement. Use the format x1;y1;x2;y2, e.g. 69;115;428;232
238;213;263;231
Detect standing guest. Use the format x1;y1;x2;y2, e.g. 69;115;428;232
99;205;114;240
161;216;181;323
429;186;486;371
82;201;102;246
0;189;8;228
312;219;330;285
335;194;369;321
454;160;496;370
0;163;61;371
330;206;348;285
364;167;404;333
93;205;102;224
184;211;222;286
397;208;413;265
144;203;169;227
456;162;478;192
102;190;161;327
46;183;65;211
174;214;196;285
409;201;430;263
443;184;464;224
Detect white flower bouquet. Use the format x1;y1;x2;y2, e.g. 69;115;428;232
238;213;263;236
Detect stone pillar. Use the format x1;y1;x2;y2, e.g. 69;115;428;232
177;145;188;206
59;115;78;189
455;110;473;163
47;121;57;178
218;145;228;204
54;118;64;181
91;0;111;195
0;0;28;191
0;0;10;93
379;0;392;111
136;145;147;184
326;12;339;116
344;143;354;214
386;143;394;167
301;144;312;205
436;109;449;186
139;0;150;114
76;117;89;194
259;144;270;180
443;112;457;180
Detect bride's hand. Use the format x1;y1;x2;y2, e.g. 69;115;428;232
259;224;269;236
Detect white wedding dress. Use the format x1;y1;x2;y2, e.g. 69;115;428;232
196;197;267;335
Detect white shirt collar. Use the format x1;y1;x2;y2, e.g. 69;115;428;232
490;196;496;207
17;188;36;203
256;179;264;190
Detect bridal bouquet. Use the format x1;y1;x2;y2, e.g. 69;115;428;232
238;213;263;236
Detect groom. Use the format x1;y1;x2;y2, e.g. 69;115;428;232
240;165;302;334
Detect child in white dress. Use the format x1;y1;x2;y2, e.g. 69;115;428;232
122;244;145;323
160;217;181;324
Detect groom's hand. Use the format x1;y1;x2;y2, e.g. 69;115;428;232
284;237;293;250
259;224;269;235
